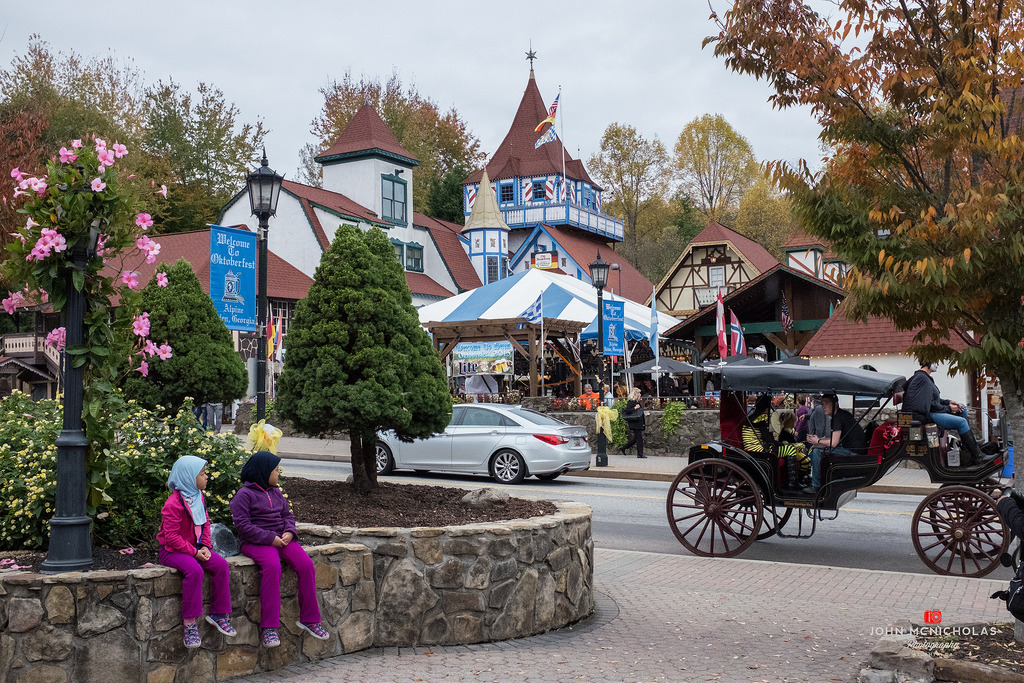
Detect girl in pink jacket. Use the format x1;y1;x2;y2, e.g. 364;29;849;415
157;455;236;648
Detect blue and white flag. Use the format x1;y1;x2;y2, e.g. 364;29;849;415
522;293;543;324
535;126;557;148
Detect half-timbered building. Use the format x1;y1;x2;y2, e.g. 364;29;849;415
781;227;849;286
652;221;779;317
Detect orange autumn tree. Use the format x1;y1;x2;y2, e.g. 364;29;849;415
708;3;1024;478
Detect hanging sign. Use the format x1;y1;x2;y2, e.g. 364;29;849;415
603;300;625;356
452;341;514;376
209;225;257;331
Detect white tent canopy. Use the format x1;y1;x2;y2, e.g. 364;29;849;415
418;268;680;341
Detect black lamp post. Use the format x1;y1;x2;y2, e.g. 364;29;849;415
246;150;284;422
589;252;610;467
42;226;100;573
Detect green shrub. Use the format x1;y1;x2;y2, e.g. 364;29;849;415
610;400;628;447
661;401;687;438
0;391;247;551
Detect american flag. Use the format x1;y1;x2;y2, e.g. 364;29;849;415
781;292;794;331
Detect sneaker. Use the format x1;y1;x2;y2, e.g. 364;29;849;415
261;628;280;648
206;614;237;637
297;620;330;640
183;623;201;649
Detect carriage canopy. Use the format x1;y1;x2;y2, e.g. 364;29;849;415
718;363;905;397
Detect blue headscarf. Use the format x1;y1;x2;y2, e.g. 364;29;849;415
167;455;208;525
241;450;281;489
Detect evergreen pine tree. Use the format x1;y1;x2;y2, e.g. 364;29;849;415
277;225;451;493
122;259;247;410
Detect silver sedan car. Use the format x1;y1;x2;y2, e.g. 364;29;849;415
375;404;591;484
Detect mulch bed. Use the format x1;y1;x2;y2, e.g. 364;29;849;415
916;625;1024;676
2;479;555;573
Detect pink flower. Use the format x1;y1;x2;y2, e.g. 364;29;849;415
26;245;49;261
2;291;25;315
135;213;153;230
10;167;23;181
58;147;78;163
112;143;127;158
158;184;168;199
95;138;107;151
132;312;151;337
8;232;25;245
97;148;115;167
137;360;149;377
122;271;140;290
91;178;106;192
156;272;168;287
143;339;158;357
50;233;67;253
71;139;83;149
156;344;173;360
44;327;66;350
25;217;38;229
33;179;46;195
137;235;161;263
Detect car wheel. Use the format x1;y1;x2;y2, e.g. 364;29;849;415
375;442;394;475
536;472;561;481
490;450;527;484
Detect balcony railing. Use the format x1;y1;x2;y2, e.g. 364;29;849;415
1;332;61;374
497;200;624;241
694;286;736;308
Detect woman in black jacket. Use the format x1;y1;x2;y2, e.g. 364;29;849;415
621;387;647;458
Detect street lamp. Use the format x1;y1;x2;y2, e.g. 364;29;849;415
589;252;610;467
610;263;621;295
42;226;100;573
246;150;284;422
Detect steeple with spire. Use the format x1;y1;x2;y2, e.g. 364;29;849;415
461;168;510;285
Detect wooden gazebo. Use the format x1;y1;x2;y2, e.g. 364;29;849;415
425;317;587;397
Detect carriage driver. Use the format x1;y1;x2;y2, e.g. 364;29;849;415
804;394;866;494
902;360;996;467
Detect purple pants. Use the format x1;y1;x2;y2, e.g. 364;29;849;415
242;542;321;627
158;548;232;620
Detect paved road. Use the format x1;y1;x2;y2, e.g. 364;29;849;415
233;547;1010;683
281;459;1016;579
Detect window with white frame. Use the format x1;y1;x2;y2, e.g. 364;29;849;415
382;175;407;225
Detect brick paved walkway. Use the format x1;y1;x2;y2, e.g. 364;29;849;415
231;548;1008;683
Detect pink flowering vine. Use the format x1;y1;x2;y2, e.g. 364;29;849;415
137;360;149;377
59;147;78;164
112;143;127;158
44;327;67;350
132;312;151;337
156;344;173;361
135;213;153;230
122;271;140;289
71;139;82;149
2;291;25;315
156;272;168;287
91;178;106;192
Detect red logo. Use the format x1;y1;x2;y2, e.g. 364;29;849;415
924;610;942;624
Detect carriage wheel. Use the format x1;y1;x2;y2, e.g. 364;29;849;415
756;507;793;540
911;485;1008;577
666;458;764;558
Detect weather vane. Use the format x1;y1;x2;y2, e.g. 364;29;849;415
526;42;537;74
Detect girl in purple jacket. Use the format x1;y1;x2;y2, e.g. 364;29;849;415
157;455;236;648
230;450;329;647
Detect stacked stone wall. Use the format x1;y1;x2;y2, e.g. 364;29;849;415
0;502;592;682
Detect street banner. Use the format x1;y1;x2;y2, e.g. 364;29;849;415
452;341;514;376
209;225;257;331
603;300;625;356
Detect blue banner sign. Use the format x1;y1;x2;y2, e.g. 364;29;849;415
603;300;625;356
209;225;257;331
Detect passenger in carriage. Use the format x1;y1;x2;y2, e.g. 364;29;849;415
902;360;996;467
804;394;867;494
741;395;808;491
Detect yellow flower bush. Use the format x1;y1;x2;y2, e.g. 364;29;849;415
0;391;246;550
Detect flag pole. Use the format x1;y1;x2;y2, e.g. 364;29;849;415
540;289;545;395
559;85;566;209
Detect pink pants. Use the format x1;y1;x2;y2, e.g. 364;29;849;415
158;548;232;620
242;542;321;627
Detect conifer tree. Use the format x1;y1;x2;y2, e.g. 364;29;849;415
122;259;247;410
276;225;451;493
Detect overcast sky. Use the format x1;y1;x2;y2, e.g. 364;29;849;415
2;1;828;184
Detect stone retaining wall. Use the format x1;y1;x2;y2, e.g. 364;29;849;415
0;502;593;683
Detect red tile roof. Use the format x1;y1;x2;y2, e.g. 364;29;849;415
405;272;453;298
465;76;598;188
413;211;481;292
781;226;838;260
132;229;313;301
315;103;419;165
689;220;779;274
541;224;653;302
801;300;969;358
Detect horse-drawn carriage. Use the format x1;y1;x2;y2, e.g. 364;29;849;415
666;362;1010;577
